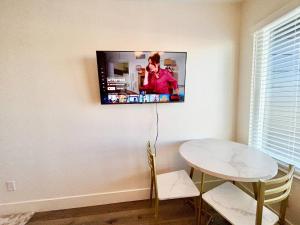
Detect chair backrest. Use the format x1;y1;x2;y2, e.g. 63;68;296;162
262;165;295;204
255;165;295;225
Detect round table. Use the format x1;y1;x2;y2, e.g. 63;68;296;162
179;138;278;182
180;138;278;224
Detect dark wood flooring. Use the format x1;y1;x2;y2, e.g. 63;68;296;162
27;199;230;225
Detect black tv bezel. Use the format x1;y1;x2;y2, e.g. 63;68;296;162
96;50;187;105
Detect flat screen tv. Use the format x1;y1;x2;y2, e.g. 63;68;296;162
96;51;186;104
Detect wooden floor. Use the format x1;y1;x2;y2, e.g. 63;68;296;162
27;199;230;225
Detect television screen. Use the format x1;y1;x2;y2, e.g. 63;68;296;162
96;51;186;104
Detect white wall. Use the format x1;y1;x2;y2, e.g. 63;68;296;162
237;0;300;224
0;0;240;214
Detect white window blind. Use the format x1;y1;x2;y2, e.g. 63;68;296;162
249;8;300;169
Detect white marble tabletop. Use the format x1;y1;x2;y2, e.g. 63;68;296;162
179;138;278;182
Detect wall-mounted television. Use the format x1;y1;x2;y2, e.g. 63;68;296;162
96;51;186;104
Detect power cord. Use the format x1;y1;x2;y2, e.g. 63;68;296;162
154;103;159;156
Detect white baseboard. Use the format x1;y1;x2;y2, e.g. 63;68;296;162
0;179;223;216
0;180;295;225
0;179;221;215
0;188;149;215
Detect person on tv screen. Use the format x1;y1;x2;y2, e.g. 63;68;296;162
143;53;179;95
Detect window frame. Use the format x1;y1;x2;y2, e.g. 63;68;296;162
249;6;300;177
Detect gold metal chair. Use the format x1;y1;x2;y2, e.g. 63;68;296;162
202;165;295;225
146;142;200;223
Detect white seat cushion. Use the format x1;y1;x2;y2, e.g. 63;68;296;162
203;182;279;225
157;170;200;200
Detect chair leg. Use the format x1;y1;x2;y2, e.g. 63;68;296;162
194;197;199;225
279;198;288;225
255;182;264;225
155;198;159;220
150;173;154;205
199;172;205;225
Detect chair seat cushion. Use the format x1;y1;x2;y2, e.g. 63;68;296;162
203;182;279;225
157;170;200;200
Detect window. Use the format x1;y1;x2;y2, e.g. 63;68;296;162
249;8;300;169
